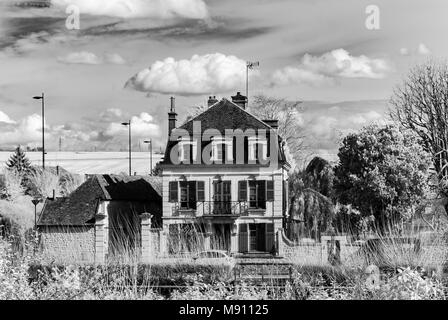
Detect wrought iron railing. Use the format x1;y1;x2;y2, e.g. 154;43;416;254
172;201;252;216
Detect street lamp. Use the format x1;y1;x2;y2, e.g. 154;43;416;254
122;120;131;175
33;93;45;170
143;139;152;175
31;197;41;231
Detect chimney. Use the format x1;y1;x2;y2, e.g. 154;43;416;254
263;119;279;129
168;96;177;136
231;92;247;109
207;96;218;108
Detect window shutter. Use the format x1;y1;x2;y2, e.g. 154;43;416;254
196;181;205;202
188;181;197;209
169;181;178;202
238;181;247;202
258;181;266;209
266;180;274;201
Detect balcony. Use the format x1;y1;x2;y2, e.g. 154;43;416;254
172;201;267;218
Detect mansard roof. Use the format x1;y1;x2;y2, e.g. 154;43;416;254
178;98;273;134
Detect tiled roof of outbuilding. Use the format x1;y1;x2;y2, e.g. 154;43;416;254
38;174;162;226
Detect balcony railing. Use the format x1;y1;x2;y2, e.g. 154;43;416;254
172;201;255;217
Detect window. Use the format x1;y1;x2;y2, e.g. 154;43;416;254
238;181;247;201
248;137;267;162
266;180;274;201
178;138;197;163
211;137;233;163
179;181;197;209
248;180;266;209
171;181;203;209
169;181;178;202
197;181;205;202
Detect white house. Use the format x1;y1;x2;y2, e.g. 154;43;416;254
159;92;291;256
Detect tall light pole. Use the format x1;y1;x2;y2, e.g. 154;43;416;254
122;120;132;175
143;139;152;175
33;93;45;170
246;61;259;108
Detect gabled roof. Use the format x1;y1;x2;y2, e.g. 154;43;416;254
38;174;162;226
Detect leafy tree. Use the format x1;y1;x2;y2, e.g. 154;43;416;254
334;124;431;232
390;61;448;215
6;146;31;174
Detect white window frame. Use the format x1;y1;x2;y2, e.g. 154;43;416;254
178;138;197;163
248;137;267;161
211;137;233;162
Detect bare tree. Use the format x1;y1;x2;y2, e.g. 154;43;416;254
390;60;448;215
248;95;305;165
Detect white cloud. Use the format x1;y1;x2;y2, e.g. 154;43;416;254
58;51;127;65
105;53;126;65
400;48;409;56
271;49;390;87
58;51;102;64
51;0;209;19
104;112;161;138
0;113;44;146
0;111;16;124
125;53;248;95
0;109;162;151
418;43;431;55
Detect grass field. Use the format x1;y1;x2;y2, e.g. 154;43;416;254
0;151;164;175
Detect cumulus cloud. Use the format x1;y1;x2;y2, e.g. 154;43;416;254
57;51;126;65
400;48;409;56
418;43;431;55
104;112;161;138
0;108;161;151
0;113;44;146
51;0;209;19
125;53;248;95
271;49;390;87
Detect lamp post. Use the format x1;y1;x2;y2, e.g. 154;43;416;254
31;197;41;231
122;120;131;175
143;139;152;175
33;93;45;170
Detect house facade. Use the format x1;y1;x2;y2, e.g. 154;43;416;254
159;93;290;255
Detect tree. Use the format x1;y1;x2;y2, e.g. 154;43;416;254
6;146;31;174
248;95;304;166
334;124;431;231
390;61;448;215
287;157;336;241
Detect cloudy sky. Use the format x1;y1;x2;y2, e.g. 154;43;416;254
0;0;445;157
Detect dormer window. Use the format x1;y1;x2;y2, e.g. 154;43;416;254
178;138;197;163
248;137;267;162
211;137;233;163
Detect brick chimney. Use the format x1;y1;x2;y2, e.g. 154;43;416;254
207;96;218;107
168;96;177;136
231;92;247;109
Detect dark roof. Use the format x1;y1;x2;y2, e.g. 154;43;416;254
161;98;288;166
38;174;162;226
179;98;272;134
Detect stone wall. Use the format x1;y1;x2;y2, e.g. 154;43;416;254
39;226;95;264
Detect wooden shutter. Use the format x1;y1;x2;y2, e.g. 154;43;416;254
258;180;266;209
238;181;247;202
266;180;274;201
169;181;178;202
188;181;197;209
196;181;205;202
